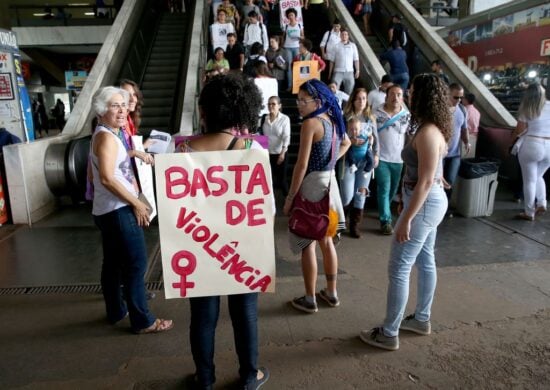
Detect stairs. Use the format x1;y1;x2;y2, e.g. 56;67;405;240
139;13;188;136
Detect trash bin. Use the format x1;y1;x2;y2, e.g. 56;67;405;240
452;158;500;217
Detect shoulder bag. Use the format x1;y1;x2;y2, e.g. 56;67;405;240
288;128;336;240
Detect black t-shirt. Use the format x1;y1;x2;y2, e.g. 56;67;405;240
225;42;245;70
390;22;407;47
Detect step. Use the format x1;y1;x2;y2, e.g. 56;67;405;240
145;65;178;74
151;46;183;55
144;97;174;107
142;80;176;90
142;89;176;99
140;116;171;127
149;52;181;61
147;58;180;67
143;72;177;82
141;106;172;117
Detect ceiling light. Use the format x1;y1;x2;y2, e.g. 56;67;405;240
527;70;537;78
482;73;491;81
69;3;90;5
33;13;48;16
84;12;95;16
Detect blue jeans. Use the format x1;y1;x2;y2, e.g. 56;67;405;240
94;206;155;331
190;293;259;387
284;46;300;90
383;184;447;336
391;72;410;91
443;155;461;201
375;161;403;224
340;159;372;209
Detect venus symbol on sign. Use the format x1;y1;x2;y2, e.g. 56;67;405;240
171;250;197;297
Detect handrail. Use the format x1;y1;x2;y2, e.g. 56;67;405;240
118;0;161;85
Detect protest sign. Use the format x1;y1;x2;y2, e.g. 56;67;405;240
279;0;304;28
155;149;276;299
131;136;157;221
292;60;320;94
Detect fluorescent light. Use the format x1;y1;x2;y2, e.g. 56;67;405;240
527;70;537;78
33;13;47;16
483;73;491;81
84;12;95;16
69;3;90;5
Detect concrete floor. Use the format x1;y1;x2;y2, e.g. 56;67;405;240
0;187;549;389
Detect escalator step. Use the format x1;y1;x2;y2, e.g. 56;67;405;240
143;73;177;82
148;58;180;67
145;65;178;74
149;52;180;60
142;106;172;116
142;89;175;98
144;97;173;107
142;80;176;89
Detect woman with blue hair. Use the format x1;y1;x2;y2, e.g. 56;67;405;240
283;79;351;313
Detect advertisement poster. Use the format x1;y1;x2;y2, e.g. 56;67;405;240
448;5;550;72
155;150;275;299
0;29;33;142
65;70;88;91
292;60;319;94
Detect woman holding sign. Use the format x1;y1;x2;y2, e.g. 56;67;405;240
90;86;173;334
284;79;350;314
180;74;270;390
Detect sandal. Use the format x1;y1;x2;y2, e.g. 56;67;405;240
516;213;534;221
135;318;173;334
536;206;547;216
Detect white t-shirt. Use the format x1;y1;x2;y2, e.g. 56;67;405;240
520;101;550;137
283;23;302;49
368;89;386;111
254;77;279;116
333;41;359;72
262;112;291;154
374;106;411;163
243;22;269;52
320;29;342;61
210;22;235;52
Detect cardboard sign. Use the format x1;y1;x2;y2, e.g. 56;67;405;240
292;60;320;94
131;136;157;221
155;149;276;299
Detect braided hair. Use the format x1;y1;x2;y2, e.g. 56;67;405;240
299;79;346;139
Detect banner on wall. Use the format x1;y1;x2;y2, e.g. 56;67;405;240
154;150;276;299
447;4;550;71
0;28;34;141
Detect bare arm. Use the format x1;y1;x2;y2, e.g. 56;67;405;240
94;132;150;226
394;125;444;243
337;134;351;160
283;118;317;215
511;121;528;139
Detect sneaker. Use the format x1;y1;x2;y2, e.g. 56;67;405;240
291;296;318;314
400;314;431;335
359;327;399;351
381;223;393;235
318;288;340;307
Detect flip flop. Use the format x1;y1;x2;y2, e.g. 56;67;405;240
135;318;173;334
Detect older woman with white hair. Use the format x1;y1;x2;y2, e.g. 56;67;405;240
90;86;173;334
512;82;550;221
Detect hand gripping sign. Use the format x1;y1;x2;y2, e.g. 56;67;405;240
155;148;276;299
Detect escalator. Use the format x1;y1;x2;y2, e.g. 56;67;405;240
45;2;193;201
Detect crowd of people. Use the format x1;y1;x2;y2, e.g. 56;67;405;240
86;2;549;389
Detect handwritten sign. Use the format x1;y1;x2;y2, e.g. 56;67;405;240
155;149;276;299
279;1;304;28
292;60;320;94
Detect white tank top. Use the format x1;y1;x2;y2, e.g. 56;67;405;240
284;23;301;49
91;126;139;216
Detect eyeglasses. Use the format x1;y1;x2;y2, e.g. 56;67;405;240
267;103;278;106
453;96;463;100
109;103;127;110
295;98;316;106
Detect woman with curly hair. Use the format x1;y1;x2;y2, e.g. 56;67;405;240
360;73;452;351
181;73;270;390
120;79;143;139
341;88;379;238
284;79;350;314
